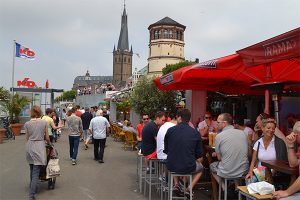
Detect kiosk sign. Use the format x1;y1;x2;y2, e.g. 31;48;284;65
17;78;37;88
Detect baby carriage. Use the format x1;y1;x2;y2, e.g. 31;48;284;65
39;144;60;189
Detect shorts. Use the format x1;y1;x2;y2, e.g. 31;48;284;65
193;161;203;173
145;151;157;159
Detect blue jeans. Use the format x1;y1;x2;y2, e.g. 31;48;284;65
69;136;80;161
29;164;41;198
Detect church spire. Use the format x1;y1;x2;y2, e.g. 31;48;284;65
117;2;129;51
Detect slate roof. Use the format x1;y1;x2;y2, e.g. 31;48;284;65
148;16;186;30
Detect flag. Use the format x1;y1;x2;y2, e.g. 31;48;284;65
15;42;36;60
45;79;49;89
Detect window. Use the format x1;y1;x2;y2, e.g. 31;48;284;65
128;58;130;63
124;57;127;62
164;30;168;38
169;30;173;38
154;30;160;39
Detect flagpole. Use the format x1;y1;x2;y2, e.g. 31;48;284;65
11;40;16;97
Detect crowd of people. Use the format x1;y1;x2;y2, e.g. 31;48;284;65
132;109;300;199
25;105;111;200
24;103;300;200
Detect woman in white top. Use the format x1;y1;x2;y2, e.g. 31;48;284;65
246;118;287;180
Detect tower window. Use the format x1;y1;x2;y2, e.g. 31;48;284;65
115;58;117;62
164;30;168;38
154;30;160;39
118;57;121;62
128;58;130;63
124;57;127;62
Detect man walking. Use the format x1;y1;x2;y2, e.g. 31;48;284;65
89;110;110;163
164;109;203;198
81;107;93;150
66;108;83;165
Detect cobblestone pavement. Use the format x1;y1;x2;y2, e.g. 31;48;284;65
0;130;146;200
0;130;215;200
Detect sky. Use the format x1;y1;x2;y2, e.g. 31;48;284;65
0;0;299;92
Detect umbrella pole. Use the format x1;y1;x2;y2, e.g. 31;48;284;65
264;90;270;115
272;94;280;125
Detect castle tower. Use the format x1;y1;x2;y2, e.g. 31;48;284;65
148;17;186;74
113;4;133;89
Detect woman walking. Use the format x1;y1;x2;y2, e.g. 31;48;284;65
25;106;51;200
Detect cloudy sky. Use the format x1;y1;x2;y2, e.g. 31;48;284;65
0;0;299;91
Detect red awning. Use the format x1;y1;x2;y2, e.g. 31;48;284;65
154;54;263;95
237;27;300;67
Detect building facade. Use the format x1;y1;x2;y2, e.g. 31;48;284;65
72;70;113;95
113;5;133;89
147;17;186;74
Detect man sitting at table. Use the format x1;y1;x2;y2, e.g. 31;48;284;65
197;111;218;143
164;109;203;198
273;121;300;199
210;113;249;185
141;111;165;159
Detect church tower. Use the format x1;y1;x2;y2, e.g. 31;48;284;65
113;4;133;89
148;17;186;74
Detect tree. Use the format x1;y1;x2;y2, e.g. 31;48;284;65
0;87;10;103
162;60;195;75
3;93;30;123
55;90;77;102
129;76;177;118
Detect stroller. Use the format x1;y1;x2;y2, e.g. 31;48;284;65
39;144;59;189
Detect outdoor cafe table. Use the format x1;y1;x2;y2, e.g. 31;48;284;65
261;160;299;185
237;186;273;200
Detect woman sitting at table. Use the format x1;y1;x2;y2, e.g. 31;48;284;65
246;118;287;181
272;121;300;199
254;113;286;142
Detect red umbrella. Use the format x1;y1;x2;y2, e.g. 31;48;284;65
154;54;263;95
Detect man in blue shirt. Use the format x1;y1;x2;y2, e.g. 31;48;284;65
164;108;203;198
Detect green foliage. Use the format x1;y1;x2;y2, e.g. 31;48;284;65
162;60;195;75
3;93;30;123
55;90;76;102
0;87;10;103
129;76;177;118
116;100;130;112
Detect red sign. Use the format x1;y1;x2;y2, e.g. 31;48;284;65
17;78;36;88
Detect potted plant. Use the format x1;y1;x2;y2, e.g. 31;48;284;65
3;93;30;136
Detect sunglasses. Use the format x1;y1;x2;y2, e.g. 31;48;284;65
143;118;149;120
205;117;212;119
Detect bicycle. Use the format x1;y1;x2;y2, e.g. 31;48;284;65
0;117;15;140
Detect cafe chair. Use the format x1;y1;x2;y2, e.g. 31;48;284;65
124;131;138;150
218;176;244;200
168;171;193;200
137;152;146;193
144;158;161;200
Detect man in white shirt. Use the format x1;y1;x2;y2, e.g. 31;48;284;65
89;110;110;163
156;113;177;160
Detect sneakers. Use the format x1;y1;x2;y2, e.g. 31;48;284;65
98;160;104;163
184;190;194;199
84;144;88;150
172;185;184;197
72;160;76;165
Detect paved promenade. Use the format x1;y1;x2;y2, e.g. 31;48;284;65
0;131;146;200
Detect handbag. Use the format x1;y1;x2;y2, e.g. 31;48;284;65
46;158;60;178
252;142;266;181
